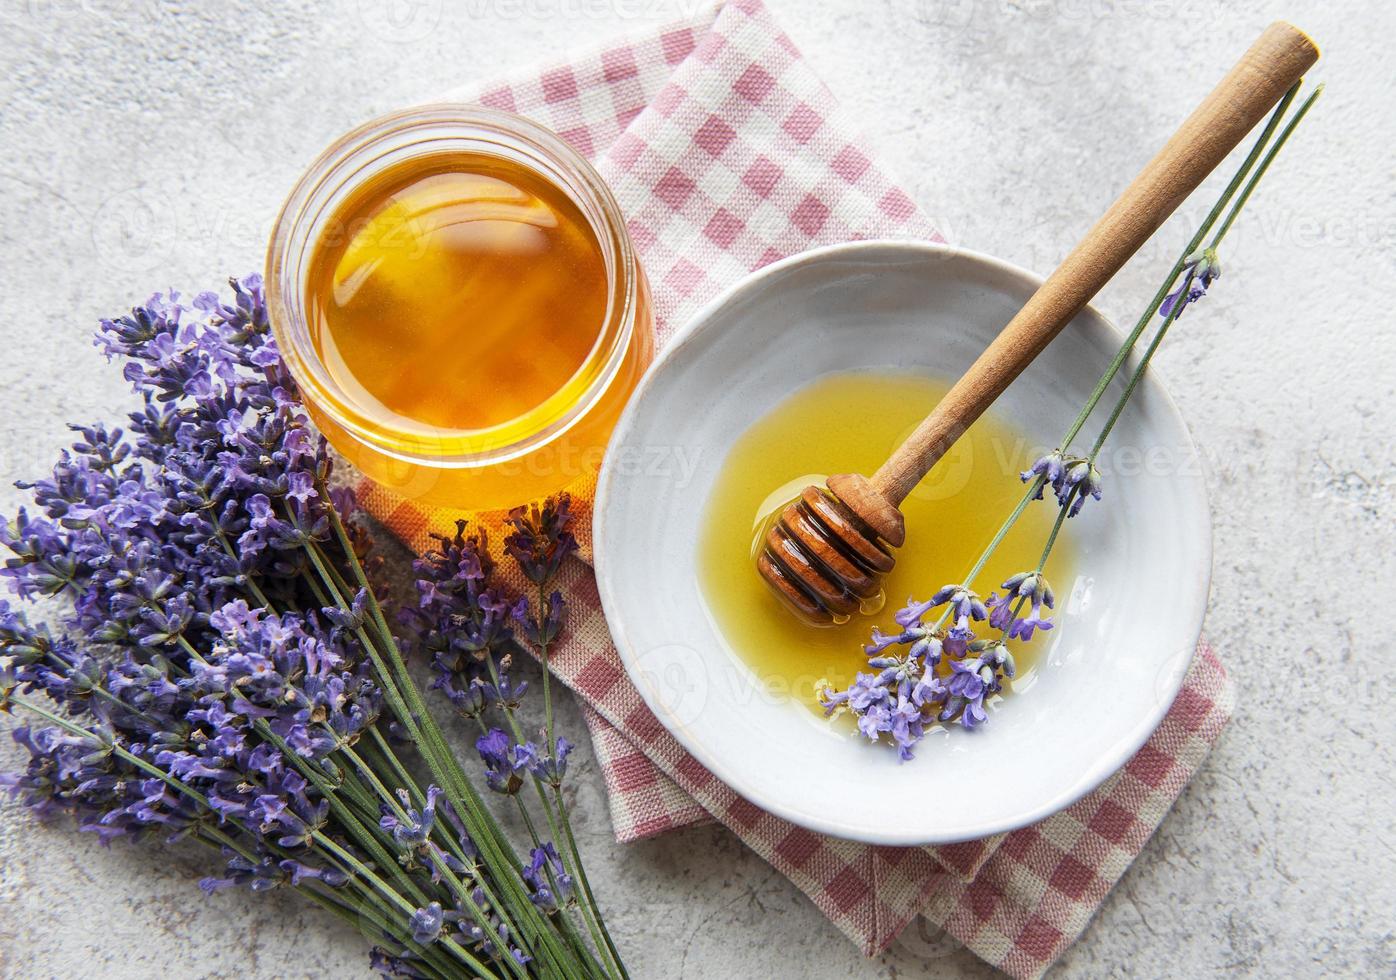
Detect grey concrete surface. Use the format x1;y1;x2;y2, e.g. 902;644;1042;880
1;1;1393;977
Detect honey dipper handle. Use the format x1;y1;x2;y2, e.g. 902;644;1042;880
870;21;1318;506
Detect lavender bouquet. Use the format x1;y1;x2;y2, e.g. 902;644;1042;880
0;278;625;978
820;82;1321;760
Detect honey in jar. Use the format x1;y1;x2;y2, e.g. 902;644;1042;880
267;107;652;510
307;153;609;436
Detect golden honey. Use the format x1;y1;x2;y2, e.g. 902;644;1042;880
267;107;652;510
306;152;610;436
698;372;1072;714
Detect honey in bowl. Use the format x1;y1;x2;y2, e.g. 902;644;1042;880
698;371;1072;716
266;106;653;511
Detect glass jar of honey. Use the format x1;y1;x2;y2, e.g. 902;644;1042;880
266;105;653;510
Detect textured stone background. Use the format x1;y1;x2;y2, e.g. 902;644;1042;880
1;1;1392;977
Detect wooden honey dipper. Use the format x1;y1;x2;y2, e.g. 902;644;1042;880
758;21;1318;625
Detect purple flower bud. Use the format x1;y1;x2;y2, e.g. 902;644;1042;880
503;496;579;587
521;842;573;910
1062;461;1104;518
409;902;444;944
894;596;936;627
475;729;531;795
1160;248;1220;319
1020;450;1066;498
526;737;572;785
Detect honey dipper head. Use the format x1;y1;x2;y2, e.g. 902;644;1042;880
756;473;905;625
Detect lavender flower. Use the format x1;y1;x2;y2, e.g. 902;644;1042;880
405;521;523;718
381;786;442;849
475;728;533;795
447;885;530;966
928;584;988;624
925;584;987;657
985;591;1015;632
370;947;427;979
1021;450;1103;517
199;852;288;894
996;572;1056;641
940;657;996;726
522;842;574;910
0;283;377;869
976;639;1016;682
1020;450;1065;499
526;737;572;786
0;276;617;977
819;584;1040;757
1160;248;1220;318
1061;460;1104;517
504;496;579;587
822;665;926;761
504;496;578;652
515;590;567;648
865;626;909;656
410;902;445;944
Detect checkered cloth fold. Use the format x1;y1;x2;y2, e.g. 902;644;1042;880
357;2;1234;975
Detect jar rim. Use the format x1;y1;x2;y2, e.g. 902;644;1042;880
264;103;640;468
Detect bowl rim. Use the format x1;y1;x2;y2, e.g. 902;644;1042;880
593;238;1214;845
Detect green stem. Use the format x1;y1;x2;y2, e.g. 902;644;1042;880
478;661;608;974
1089;84;1324;459
190;828;455;978
963;476;1047;588
931;81;1313;602
314;831;500;979
301;567;334;611
550;790;626;980
1209;85;1322;248
939;82;1330;667
320;503;580;978
1089;271;1192;457
340;742;412;824
301;572;551;978
538;584;556;755
529;608;627;980
340;745;529;980
302;556;539;950
1035;490;1075;571
1056;80;1302;452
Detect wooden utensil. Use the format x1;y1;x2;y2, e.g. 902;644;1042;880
757;21;1318;624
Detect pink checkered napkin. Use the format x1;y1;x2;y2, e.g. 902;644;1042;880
357;2;1236;976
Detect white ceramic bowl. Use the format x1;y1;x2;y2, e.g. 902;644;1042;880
593;241;1211;846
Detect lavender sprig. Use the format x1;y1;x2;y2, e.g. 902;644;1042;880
822;81;1321;760
461;496;626;977
819;580;1031;755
